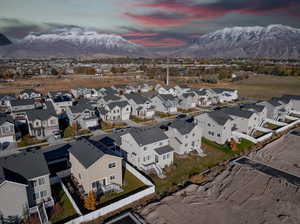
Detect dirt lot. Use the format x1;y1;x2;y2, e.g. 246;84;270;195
0;76;144;94
249;131;300;177
139;130;300;224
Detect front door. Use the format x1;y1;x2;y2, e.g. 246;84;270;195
155;155;159;163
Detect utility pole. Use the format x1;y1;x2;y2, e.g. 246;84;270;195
166;58;169;86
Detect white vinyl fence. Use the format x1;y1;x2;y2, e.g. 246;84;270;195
65;162;155;224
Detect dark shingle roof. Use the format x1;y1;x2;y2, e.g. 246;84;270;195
107;101;129;110
20;89;41;95
69;138;106;168
124;93;149;105
207;110;233;126
0;113;14;126
222;107;254;119
26;102;57;121
128;126;168;146
10;99;35;106
70;99;94;113
169;119;196;135
103;94;122;102
0;151;49;185
154;145;174;155
241;104;265;113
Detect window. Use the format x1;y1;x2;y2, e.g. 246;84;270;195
208;123;211;127
108;162;116;168
92;181;98;189
163;155;166;160
32;180;37;187
192;133;195;137
34;192;39;200
78;173;81;179
147;155;150;160
217;133;221;137
185;135;188;139
110;175;115;180
159;142;163;146
167;153;170;158
38;178;45;185
40;190;47;198
143;146;147;151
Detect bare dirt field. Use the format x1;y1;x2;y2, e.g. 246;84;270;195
249;130;300;177
0;76;143;94
139;165;300;224
139;130;300;224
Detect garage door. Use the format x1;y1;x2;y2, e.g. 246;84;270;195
0;135;14;144
86;120;98;128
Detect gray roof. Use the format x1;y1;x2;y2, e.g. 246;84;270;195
69;138;106;169
154;145;174;155
169;119;196;135
222;107;254;119
241;104;265;113
181;92;195;99
26;101;57;121
0;113;14;126
10;99;35;106
20;89;41;95
103;94;122;102
0;151;49;185
70;99;94;113
128;126;168;146
0;93;16;101
124;93;149;105
158;94;177;102
211;88;235;94
107;101;129;110
207;110;233;126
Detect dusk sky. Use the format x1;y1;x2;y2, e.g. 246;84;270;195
0;0;300;47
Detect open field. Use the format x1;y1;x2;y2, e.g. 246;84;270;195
1;75;300;100
189;75;300;99
0;76;142;94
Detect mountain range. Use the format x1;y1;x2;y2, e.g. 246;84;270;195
0;24;300;59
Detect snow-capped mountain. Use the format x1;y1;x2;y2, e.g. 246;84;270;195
0;29;150;58
0;33;11;46
177;24;300;59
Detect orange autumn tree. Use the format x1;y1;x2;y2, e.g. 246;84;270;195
229;139;238;152
84;191;96;210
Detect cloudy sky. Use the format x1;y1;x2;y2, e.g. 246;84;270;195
0;0;299;47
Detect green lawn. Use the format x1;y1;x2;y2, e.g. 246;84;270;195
130;116;154;123
153;138;254;195
97;169;146;206
49;184;77;224
17;135;47;147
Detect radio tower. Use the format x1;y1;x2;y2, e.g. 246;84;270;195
166;58;169;86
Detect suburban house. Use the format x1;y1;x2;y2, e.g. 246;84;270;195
112;85;132;95
119;127;174;175
123;93;155;119
211;88;239;103
8;99;36;112
0;93;16;110
26;102;59;140
156;86;177;96
257;99;287;121
281;95;300;112
98;94;122;105
174;85;191;96
69;138;123;195
137;83;153;93
98;101;131;121
221;107;261;135
193;89;212;106
19;89;42;100
151;94;178;114
70;87;98;99
195;111;234;145
178;92;198;110
48;91;73;114
0;151;53;221
164;119;203;155
97;87;118;97
241;104;267;126
66;99;98;129
0;113;16;144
